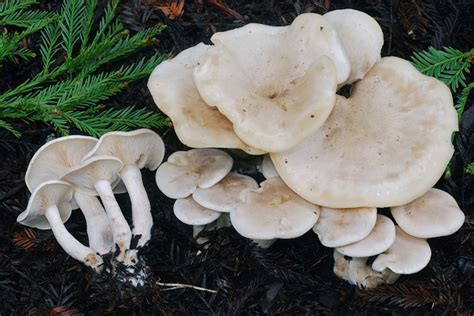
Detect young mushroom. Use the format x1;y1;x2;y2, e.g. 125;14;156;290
312;207;377;248
156;148;233;199
271;57;458;208
193;13;348;152
257;155;279;179
372;226;431;275
391;188;465;238
61;156;131;262
230;177;319;246
17;180;103;272
25;135;113;255
82;129;165;248
147;43;263;155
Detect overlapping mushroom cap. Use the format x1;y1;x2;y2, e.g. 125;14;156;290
193;13;347;152
272;57;458;208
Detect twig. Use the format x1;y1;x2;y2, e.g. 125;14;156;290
156;281;218;293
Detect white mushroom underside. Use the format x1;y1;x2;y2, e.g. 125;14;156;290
272;57;458;208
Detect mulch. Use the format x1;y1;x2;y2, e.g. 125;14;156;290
0;0;472;314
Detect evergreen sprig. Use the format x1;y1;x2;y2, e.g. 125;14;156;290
0;0;169;137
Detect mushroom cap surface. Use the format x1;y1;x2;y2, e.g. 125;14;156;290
173;197;221;226
194;13;347;152
17;180;74;230
312;206;377;247
192;172;258;212
61;156;123;195
391;188;465;238
372;226;431;274
324;9;383;84
230;177;319;240
148;43;263;155
82;129;164;170
25;136;97;191
272;57;458;207
156;148;233;199
337;214;396;257
259;154;279;179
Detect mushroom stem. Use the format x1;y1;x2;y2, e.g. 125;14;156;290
120;165;152;247
44;204;103;272
193;224;209;245
94;180;132;261
252;239;276;249
74;191;113;255
333;250;385;289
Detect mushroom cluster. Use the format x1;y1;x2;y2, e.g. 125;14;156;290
18;129;164;281
149;8;465;289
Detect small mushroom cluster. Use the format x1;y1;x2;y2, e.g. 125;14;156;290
18;129;164;278
148;8;465;288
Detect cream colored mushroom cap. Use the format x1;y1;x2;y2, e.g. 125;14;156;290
272;57;458;208
230;177;319;240
324;9;383;84
259;155;279;179
194;13;347;152
337;215;396;257
82;129;164;170
156;148;233;199
192;172;258;213
312;207;377;247
174;197;221;226
391;188;465;238
372;226;431;274
17;180;73;230
25;136;97;192
147;43;262;155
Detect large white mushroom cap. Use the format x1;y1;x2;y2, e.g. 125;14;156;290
272;57;458;208
312;207;377;247
324;9;383;84
193;13;348;152
391;188;465;238
372;226;431;274
192;172;258;213
147;43;262;155
230;177;319;240
156;148;233;199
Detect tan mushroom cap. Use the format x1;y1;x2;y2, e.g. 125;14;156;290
391;188;465;238
194;13;348;152
156;148;233;199
324;9;383;84
192;172;258;213
259;155;279;179
337;215;396;257
312;207;377;247
173;197;221;226
372;226;431;274
25;136;97;191
230;177;319;240
17;180;73;230
272;57;458;208
148;43;263;155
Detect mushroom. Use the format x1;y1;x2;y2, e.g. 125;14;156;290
372;226;431;274
312;207;377;248
61;156;131;262
324;9;383;84
17;180;103;272
193;13;349;152
156;148;233;199
337;215;396;257
230;177;319;245
25;135;113;254
257;155;279;179
82;129;165;248
147;43;263;155
173;197;221;242
391;188;465;238
271;57;458;208
333;250;399;289
192;172;258;213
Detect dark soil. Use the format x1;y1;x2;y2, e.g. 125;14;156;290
0;0;473;315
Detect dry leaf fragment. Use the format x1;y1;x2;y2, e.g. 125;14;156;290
146;0;185;19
